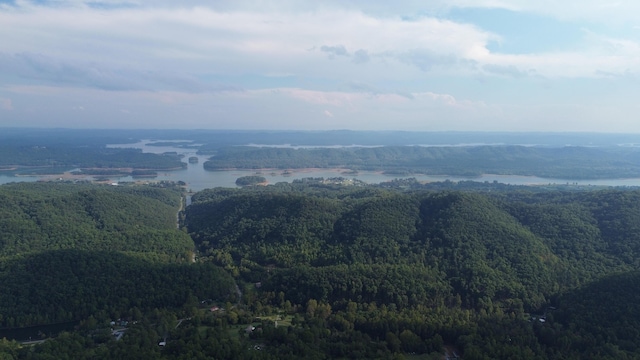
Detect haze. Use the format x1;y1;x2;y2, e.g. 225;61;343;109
1;0;639;132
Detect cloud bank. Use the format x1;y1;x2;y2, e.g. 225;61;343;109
0;0;639;131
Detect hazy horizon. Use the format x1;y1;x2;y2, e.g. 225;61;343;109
1;1;639;132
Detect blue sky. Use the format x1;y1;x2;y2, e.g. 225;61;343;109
1;0;639;131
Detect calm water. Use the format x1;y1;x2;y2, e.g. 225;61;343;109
2;140;640;191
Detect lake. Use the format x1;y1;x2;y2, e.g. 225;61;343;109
2;140;640;191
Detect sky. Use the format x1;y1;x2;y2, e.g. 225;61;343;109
1;0;639;132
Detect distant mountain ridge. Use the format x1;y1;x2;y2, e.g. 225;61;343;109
202;145;640;179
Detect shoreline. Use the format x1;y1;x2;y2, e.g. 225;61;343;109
213;167;382;175
5;166;640;190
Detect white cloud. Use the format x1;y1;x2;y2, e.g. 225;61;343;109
2;1;637;84
1;0;640;131
0;52;240;92
0;5;495;75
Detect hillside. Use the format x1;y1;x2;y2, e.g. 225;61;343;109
182;184;640;359
0;250;234;329
186;187;581;310
0;183;235;329
0;182;192;259
3;182;640;358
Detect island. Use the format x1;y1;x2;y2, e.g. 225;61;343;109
235;175;267;186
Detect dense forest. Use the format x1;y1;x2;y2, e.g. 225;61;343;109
182;184;640;359
0;183;193;259
0;183;235;331
2;180;640;358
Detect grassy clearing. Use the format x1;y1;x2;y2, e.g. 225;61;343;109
255;314;294;327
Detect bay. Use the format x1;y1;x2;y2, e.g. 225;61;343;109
2;140;640;191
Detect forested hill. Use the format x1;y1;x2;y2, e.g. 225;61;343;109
0;182;193;259
187;186;640;298
4;181;640;358
184;185;640;358
0;183;235;329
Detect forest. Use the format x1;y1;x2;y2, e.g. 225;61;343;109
0;183;234;331
0;146;185;173
2;180;640;359
0;129;187;173
236;176;268;186
183;184;640;359
202;145;640;179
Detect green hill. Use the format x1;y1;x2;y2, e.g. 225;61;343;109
183;185;640;359
537;271;640;359
5;182;640;358
186;187;570;311
0;182;193;259
0;183;235;329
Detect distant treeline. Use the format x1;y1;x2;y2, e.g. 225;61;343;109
4;127;640;148
202;145;640;179
0;146;185;170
